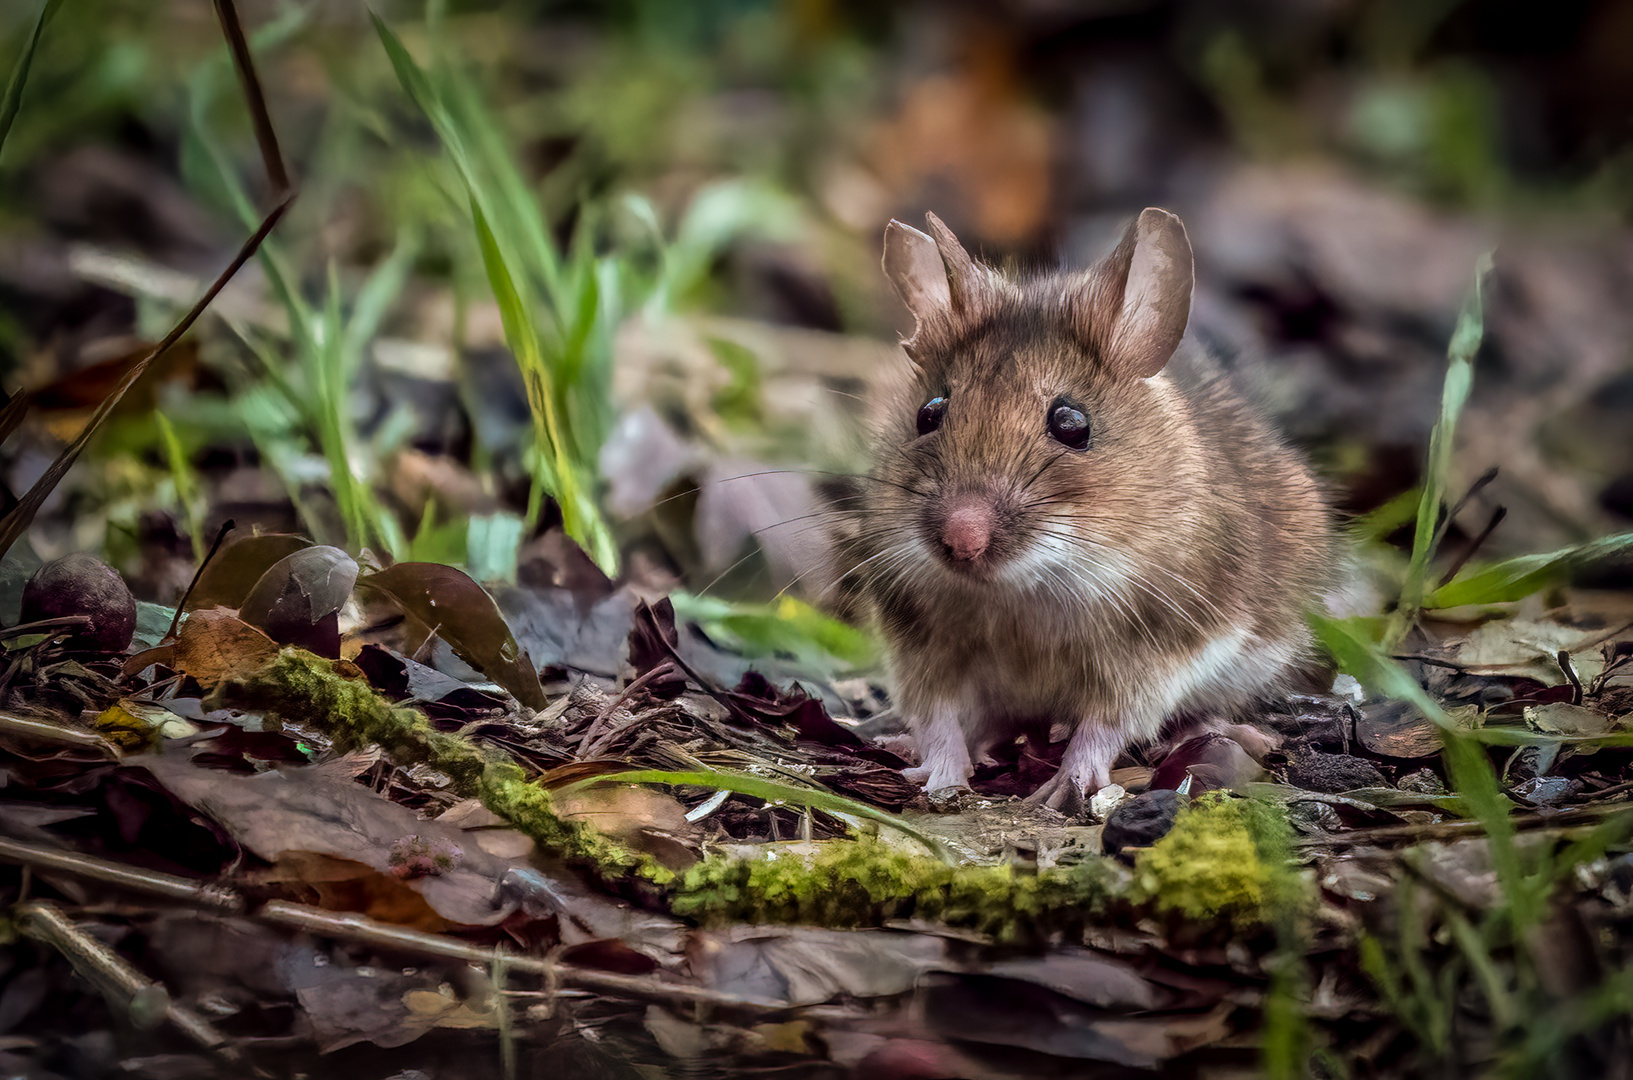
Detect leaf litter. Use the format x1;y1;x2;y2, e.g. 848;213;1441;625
4;4;1633;1079
8;509;1633;1077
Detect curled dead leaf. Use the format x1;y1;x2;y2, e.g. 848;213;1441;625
358;562;546;710
174;607;279;690
239;545;358;657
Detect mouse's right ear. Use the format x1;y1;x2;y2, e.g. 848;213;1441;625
882;219;951;354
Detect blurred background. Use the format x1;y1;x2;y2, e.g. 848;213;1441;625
2;0;1631;617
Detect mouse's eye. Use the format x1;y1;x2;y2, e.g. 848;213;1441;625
917;396;948;436
1047;401;1091;450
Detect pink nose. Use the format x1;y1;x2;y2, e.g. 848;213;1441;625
941;501;994;562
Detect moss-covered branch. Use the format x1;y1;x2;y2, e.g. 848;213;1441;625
212;649;1308;940
210;648;665;882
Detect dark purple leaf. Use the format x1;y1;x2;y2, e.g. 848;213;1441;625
238;546;357;658
353;643;508;719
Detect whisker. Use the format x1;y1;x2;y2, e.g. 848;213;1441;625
1029;525;1227;633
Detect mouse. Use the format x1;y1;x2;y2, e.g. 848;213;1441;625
826;207;1334;814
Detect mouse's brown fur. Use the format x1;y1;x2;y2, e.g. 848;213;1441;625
828;208;1333;813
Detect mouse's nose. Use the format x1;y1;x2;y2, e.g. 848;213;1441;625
941;499;994;562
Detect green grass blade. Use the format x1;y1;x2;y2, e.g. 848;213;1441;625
1313;612;1528;917
374;9;619;574
1395;253;1491;638
564;767;950;861
471;199;561;490
1424;532;1633;609
0;0;66;166
343;229;419;364
444;61;563;302
472;198;616;570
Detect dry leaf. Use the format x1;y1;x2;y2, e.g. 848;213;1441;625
174;607;279;689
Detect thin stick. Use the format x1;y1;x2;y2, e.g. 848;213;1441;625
16;901;245;1065
257;901;789;1012
211;0;290;196
0;194;293;557
165;518;237;640
1437;505;1507;587
1430;466;1499;554
0;836;244;912
0;712;120;758
0;0;296;558
1558;649;1583;706
1297;802;1633;849
0;837;790;1014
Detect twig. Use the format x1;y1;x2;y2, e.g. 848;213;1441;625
0;836;244;912
0;0;295;558
0;195;293;558
1558;650;1584;706
575;660;676;755
1391;652;1468;671
165;518;236;640
1298;801;1633;849
15;901;246;1066
1437;505;1507;587
1430;466;1499;555
0;836;790;1014
210;0;290;196
0;615;92;640
257;901;788;1012
0;711;120;758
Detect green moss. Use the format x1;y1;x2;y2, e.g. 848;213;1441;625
1132;793;1306;931
672;836;1119;943
211;648;652;878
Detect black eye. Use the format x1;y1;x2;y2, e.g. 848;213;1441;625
917;396;948;436
1048;401;1091;450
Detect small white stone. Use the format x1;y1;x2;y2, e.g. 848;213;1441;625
1089;783;1130;823
1331;673;1364;702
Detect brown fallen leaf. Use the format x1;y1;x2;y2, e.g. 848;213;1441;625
252;850;452;933
134;754;533;929
1525;701;1626;736
173;607;279;689
553;783;700;870
359;562;546;710
185;533;311;612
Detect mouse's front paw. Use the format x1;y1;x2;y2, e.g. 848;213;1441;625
903;760;973;792
1024;770;1094;818
903;761;975;811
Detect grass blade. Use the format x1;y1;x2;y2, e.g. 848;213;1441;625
1424;532;1633;609
374;10;619;573
1395;253;1492;638
0;0;65;166
563;767;949;860
1313;612;1527;918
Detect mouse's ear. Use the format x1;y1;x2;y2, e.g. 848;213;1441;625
1072;207;1193;379
883;213;1009;353
882;219;951;349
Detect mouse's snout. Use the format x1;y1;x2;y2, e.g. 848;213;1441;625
939;496;995;563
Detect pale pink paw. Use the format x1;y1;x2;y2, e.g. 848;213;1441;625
1023;767;1101;818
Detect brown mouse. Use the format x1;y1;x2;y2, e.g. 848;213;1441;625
829;208;1333;813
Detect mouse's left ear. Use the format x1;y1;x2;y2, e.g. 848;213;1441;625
1070;208;1194;379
